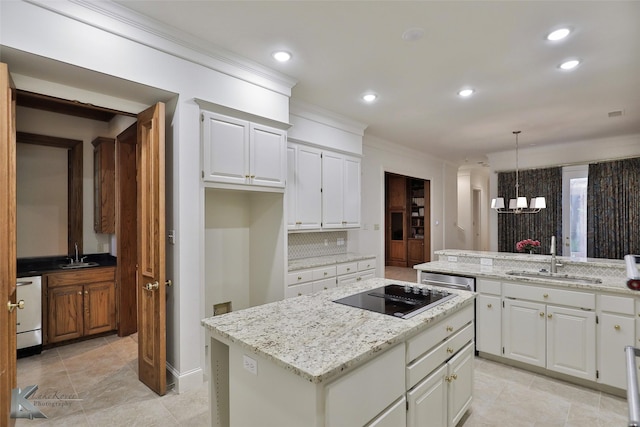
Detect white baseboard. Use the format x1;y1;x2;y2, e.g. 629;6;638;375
167;361;204;393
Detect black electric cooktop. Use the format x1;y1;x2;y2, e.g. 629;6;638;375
333;284;456;319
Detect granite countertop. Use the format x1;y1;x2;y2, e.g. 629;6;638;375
17;253;117;277
288;253;376;272
202;277;475;384
414;260;634;296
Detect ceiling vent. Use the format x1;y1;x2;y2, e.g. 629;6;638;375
608;110;624;118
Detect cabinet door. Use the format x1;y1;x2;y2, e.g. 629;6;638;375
503;299;546;367
322;151;345;228
476;294;501;355
407;239;425;266
202;112;249;184
342;155;361;228
92;137;115;234
295;145;322;229
48;285;83;343
83;281;116;336
249;123;286;187
407;364;447;427
546;305;596;381
598;312;635;389
448;343;474;427
286;145;297;229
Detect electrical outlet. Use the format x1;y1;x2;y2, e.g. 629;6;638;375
374;224;380;230
168;230;176;245
480;258;493;266
447;256;458;262
243;355;257;375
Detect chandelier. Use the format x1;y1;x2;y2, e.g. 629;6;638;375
491;131;546;214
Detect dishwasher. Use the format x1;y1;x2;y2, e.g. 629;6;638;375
419;271;476;351
16;276;42;357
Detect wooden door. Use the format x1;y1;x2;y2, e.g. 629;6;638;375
0;62;17;427
48;285;83;343
83;281;116;336
137;103;167;395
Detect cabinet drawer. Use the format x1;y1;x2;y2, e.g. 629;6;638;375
406;304;473;363
46;267;115;287
599;294;635;315
477;279;501;295
287;270;314;286
312;277;337;293
312;266;336;281
284;282;313;298
503;282;595;309
365;396;406;427
325;344;405;427
358;258;377;272
406;322;474;389
337;262;358;276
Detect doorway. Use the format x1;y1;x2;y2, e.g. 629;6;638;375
384;172;431;268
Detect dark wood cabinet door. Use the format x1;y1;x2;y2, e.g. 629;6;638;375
407;239;425;266
83;281;116;336
387;175;406;210
48;284;83;343
92;137;115;234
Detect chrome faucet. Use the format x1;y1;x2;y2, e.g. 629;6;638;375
550;236;563;273
74;242;80;263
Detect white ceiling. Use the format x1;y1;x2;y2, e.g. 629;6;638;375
114;1;640;165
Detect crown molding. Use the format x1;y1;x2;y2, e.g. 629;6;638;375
24;0;297;96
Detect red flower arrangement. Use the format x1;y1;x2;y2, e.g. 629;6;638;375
516;239;541;253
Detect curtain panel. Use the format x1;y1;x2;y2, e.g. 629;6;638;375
497;167;562;254
587;157;640;259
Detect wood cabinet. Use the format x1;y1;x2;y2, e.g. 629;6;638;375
202;111;286;189
44;267;116;344
286;143;322;230
92;137;115;234
322;151;361;229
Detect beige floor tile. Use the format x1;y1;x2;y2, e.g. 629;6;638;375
85;399;178;427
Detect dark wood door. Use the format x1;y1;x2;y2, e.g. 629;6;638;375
0;61;17;427
136;103;167;395
48;285;83;344
83;281;116;336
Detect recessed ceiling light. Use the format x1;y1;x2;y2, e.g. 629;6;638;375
458;88;474;97
362;93;378;103
559;59;580;70
272;51;292;62
402;27;425;42
547;28;571;41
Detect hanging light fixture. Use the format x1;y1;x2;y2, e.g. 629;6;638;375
491;131;546;214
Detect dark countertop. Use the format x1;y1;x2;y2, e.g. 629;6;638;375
17;253;117;277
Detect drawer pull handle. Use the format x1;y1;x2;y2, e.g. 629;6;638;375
446;347;454;354
356;277;361;281
543;293;549;298
298;293;302;296
487;303;492;308
615;324;621;330
324;272;328;276
446;326;454;332
540;312;545;317
451;373;458;380
324;287;328;290
298;276;302;280
295;221;302;225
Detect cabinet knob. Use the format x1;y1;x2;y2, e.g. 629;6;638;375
539;312;545;317
356;277;361;281
323;287;328;290
78;291;82;295
85;290;89;295
614;324;621;330
547;314;552;319
298;276;302;280
297;293;302;296
543;293;549;298
445;375;452;383
446;347;454;354
451;373;458;380
446;326;454;332
346;268;351;271
295;221;302;225
324;272;328;276
487;303;492;308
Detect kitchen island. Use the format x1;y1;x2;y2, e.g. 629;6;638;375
202;277;475;427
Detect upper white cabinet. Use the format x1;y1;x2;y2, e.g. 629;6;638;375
322;151;361;229
202;111;286;189
287;143;322;230
287;142;361;231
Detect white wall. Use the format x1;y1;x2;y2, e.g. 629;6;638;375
358;135;458;276
486;133;640;251
1;0;293;393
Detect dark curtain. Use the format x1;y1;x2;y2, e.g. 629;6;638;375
587;157;640;259
497;167;562;254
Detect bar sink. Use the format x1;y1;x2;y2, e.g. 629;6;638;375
59;262;100;269
505;270;602;284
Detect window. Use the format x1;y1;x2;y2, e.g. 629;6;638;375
562;166;588;258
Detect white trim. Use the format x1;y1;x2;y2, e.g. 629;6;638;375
167;361;204;394
24;0;297;96
290;99;368;137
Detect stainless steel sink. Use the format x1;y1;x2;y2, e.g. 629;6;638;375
59;262;100;269
506;270;602;284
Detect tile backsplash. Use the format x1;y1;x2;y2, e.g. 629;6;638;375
288;231;348;260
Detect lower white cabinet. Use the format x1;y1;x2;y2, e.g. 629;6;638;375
598;294;635;389
503;299;546;368
287;258;376;298
407;342;474;427
476;294;501;356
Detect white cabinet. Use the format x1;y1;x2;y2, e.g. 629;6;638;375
502;282;597;381
286;258;377;298
287;143;322;230
322;151;361;229
336;259;377;287
476;279;502;356
598;294;635;389
202;111;286;188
